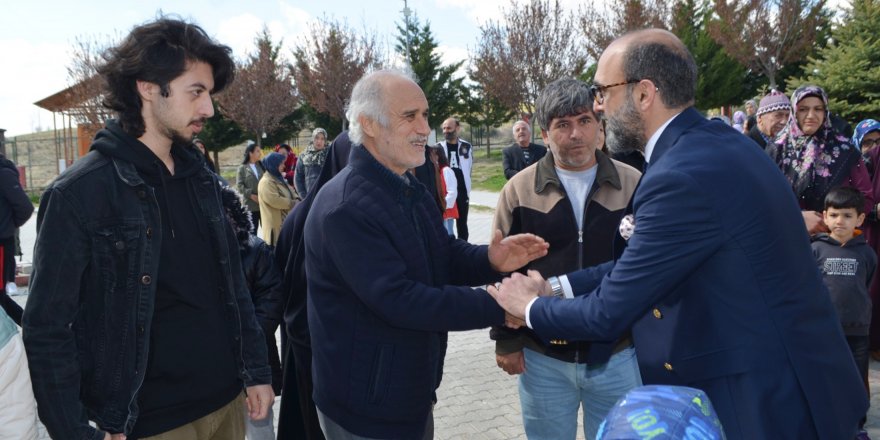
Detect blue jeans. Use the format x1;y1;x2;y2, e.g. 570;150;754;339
519;346;642;440
244;402;275;440
443;218;455;237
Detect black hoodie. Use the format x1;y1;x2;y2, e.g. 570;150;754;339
91;121;240;437
811;232;878;336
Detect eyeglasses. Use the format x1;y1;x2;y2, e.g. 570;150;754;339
863;138;880;149
590;80;641;105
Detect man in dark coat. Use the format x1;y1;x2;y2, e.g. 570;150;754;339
747;90;790;149
305;69;548;439
502;120;547;179
22;18;273;439
0;152;33;324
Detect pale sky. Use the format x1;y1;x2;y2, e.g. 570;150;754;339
0;0;575;136
0;0;845;137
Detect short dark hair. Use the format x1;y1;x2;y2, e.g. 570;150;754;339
99;17;235;138
622;40;696;109
534;78;596;132
824;186;865;214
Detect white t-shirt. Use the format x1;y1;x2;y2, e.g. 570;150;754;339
555;165;598;229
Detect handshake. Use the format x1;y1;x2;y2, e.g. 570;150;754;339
487;270;555;329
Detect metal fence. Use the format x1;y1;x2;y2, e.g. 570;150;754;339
5;124;522;195
6;132;78;195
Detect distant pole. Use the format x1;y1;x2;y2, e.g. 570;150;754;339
402;0;412;71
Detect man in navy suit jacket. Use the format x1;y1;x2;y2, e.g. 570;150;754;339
489;29;868;439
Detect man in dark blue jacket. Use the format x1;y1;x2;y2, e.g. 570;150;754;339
489;29;868;439
23;18;273;440
305;69;548;439
0;152;33;324
501;120;547;180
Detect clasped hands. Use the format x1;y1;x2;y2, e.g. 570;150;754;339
488;270;553;329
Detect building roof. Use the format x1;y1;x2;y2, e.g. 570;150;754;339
34;76;102;113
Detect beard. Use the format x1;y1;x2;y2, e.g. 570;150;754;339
605;97;646;155
164;127;192;146
444;131;457;142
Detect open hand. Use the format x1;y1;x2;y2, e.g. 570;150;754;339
488;230;549;273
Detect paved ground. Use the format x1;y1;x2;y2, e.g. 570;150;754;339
11;190;880;438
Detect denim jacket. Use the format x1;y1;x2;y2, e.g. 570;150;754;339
23;149;271;439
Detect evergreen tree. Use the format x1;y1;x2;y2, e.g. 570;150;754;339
671;0;753;109
791;0;880;123
396;16;465;128
460;83;515;156
199;99;247;165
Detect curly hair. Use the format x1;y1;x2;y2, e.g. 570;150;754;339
98;17;235;137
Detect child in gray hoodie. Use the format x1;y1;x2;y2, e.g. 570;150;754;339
811;186;877;437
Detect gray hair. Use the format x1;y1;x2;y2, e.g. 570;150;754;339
622;40;697;109
512;120;531;135
534;78;595;132
345;69;414;145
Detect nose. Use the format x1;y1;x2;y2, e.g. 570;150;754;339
201;94;215;118
593;100;604;116
417;114;430;135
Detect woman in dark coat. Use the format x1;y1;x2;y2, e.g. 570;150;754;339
219;185;284;439
765;85;873;234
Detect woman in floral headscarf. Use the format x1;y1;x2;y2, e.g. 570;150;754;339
294;128;328;198
853;119;880;359
765;85;873;234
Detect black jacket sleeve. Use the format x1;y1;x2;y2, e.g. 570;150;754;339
0;167;34;228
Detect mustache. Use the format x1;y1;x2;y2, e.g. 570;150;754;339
410;136;428;144
190;117;207;125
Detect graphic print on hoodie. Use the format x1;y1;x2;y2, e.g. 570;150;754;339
811;232;878;336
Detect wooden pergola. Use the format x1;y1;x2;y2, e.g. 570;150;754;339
33;76;103;171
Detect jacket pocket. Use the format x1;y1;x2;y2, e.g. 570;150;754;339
674;346;752;383
93;224;142;297
367;343;394;404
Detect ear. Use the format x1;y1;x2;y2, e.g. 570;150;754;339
857;212;866;227
636;79;658;112
137;80;158;104
360;115;378;139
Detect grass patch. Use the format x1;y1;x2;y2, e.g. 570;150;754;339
471;147;506;192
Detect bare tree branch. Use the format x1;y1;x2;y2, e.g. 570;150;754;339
292;16;384;130
707;0;828;89
66;36;116;128
579;0;672;61
470;0;586;117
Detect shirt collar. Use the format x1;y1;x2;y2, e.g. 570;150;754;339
644;111;682;164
